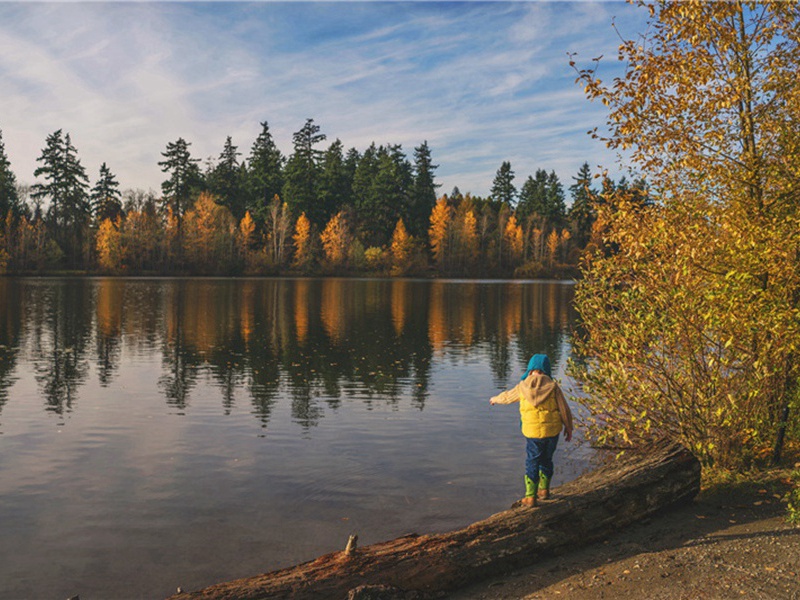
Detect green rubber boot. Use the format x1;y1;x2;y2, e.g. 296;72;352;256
538;473;551;500
523;475;538;507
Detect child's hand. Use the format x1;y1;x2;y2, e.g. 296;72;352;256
564;427;573;442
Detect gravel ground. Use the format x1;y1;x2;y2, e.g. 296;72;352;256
448;473;800;600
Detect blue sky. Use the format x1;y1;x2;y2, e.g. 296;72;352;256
0;1;650;200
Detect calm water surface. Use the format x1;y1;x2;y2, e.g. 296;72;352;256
0;277;591;599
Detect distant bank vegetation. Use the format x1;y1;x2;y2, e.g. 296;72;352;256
0;121;646;277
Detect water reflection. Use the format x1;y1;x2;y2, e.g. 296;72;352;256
0;277;575;427
0;277;580;599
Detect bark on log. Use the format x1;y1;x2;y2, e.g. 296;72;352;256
170;440;700;600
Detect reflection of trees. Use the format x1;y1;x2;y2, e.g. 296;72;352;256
30;280;91;415
0;280;22;418
95;278;124;386
515;283;576;373
0;278;575;428
160;284;198;411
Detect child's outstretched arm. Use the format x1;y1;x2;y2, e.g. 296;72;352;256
489;383;521;405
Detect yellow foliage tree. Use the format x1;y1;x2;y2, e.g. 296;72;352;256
545;229;559;267
320;210;350;268
390;218;413;277
570;1;800;467
96;216;123;272
503;213;523;266
238;211;257;272
428;196;452;270
461;209;478;268
292;212;313;271
183;192;237;273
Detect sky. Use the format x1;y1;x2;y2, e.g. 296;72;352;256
0;1;651;201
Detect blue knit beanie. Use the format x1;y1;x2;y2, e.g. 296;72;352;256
521;354;551;380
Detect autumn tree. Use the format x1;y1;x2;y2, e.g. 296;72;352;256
238;211;257;272
390;218;414;277
96;216;123;272
292;212;314;272
570;1;800;467
428;196;452;272
320;210;351;270
182;192;237;274
503;213;523;268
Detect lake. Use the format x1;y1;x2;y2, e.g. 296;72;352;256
0;277;592;599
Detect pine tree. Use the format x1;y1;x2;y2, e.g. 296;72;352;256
246;121;285;223
567;162;595;247
208;136;246;220
318;139;350;225
91;162;122;224
354;144;412;247
31;130;91;265
283;119;326;225
490;161;516;206
158;137;202;254
409;141;438;239
0;129;20;221
159;137;202;218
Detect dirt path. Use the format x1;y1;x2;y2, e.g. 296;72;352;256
449;476;799;600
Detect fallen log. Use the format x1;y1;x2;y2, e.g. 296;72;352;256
170;440;700;600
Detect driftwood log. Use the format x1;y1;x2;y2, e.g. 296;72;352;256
170;440;700;600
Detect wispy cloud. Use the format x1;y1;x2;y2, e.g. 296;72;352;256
0;1;648;198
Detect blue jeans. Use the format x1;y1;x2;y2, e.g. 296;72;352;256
525;435;559;483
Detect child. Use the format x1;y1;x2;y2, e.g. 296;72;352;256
490;354;573;507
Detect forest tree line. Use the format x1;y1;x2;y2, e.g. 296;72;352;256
0;119;647;277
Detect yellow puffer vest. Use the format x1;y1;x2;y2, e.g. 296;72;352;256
519;390;563;439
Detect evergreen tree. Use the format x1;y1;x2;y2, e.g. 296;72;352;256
344;147;360;185
0;129;19;220
567;162;595;247
317;139;350;224
409;141;439;239
31;130;91;264
208;136;246;219
545;170;567;223
282;118;326;226
158;137;202;227
517;169;548;221
354;144;412;247
91;162;122;224
246;121;285;222
490;161;516;206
